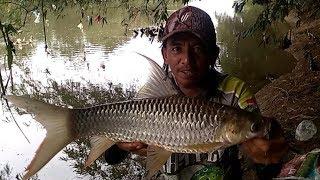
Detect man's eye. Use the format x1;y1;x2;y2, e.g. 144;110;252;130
171;47;181;53
194;46;204;54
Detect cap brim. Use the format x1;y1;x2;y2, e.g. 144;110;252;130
161;29;203;43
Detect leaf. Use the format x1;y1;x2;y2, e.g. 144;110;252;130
182;0;189;5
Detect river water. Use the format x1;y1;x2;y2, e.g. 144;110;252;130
0;0;296;179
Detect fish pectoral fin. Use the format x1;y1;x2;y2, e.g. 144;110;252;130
85;135;115;167
145;145;172;179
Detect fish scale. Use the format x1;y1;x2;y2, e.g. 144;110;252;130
71;95;256;153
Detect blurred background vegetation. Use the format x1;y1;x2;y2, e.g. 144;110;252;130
1;0;319;95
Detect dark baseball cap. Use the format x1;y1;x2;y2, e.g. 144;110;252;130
161;6;217;50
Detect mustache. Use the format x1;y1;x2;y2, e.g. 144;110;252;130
179;67;196;72
177;65;193;71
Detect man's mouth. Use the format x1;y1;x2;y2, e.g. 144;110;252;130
182;70;192;75
180;70;195;78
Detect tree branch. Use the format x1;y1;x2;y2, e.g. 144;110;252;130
41;0;48;51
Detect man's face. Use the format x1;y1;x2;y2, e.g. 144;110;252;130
162;32;213;88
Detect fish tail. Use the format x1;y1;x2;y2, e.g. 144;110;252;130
5;95;75;180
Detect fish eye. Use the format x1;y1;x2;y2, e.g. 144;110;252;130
250;122;259;132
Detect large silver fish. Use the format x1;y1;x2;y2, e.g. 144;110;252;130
5;54;269;180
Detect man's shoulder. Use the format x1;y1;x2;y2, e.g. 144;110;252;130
214;75;258;111
217;75;247;95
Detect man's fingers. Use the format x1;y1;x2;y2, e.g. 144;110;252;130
132;148;148;156
242;138;269;153
240;118;289;164
241;137;289;164
251;138;270;152
116;142;147;151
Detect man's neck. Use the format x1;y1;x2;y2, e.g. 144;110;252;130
179;86;203;97
177;79;211;97
177;70;221;97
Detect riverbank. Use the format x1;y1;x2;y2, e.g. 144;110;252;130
255;19;320;154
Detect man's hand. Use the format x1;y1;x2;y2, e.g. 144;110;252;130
241;118;289;164
241;137;288;164
116;142;148;156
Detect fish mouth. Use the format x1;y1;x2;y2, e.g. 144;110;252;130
250;121;271;139
245;129;267;139
246;119;271;139
245;132;259;139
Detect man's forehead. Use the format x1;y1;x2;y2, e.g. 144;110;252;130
167;32;203;45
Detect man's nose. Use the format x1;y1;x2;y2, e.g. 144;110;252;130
181;47;194;65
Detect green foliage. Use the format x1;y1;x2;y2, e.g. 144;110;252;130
216;8;295;92
2;23;16;68
150;0;169;23
1;0;318;72
0;0;182;32
0;164;12;180
0;163;39;180
0;0;183;95
295;152;318;177
61;138;145;179
0;0;181;76
239;0;320;38
233;0;247;13
0;21;17;96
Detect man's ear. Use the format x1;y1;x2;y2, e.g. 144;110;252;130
161;47;168;64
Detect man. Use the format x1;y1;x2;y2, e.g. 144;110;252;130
105;6;288;179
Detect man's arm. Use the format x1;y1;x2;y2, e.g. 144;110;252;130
104;145;129;165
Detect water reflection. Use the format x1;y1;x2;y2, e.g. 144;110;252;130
1;79;142;179
0;106;75;179
189;0;295;92
0;5;165;180
215;4;295;92
0;0;296;179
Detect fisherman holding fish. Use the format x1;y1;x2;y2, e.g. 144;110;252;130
105;6;288;179
5;5;289;180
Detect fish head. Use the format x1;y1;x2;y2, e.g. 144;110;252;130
219;109;267;145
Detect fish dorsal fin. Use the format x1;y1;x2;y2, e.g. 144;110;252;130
135;53;178;99
145;145;172;179
85;135;115;167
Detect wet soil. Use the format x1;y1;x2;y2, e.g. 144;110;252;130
255;19;320;154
